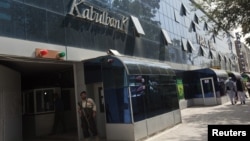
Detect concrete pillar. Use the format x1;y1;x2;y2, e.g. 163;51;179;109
0;65;22;141
73;62;86;140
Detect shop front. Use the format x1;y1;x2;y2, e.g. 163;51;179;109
181;68;229;106
83;55;181;141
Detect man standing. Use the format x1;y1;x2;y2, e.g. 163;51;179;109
225;77;237;105
236;79;246;104
78;91;98;139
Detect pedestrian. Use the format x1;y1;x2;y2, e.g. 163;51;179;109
236;79;246;104
51;93;66;134
225;77;237;105
78;90;98;140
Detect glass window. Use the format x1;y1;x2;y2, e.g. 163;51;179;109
14;0;23;2
187;40;196;53
46;0;64;14
152;9;160;25
23;91;34;114
47;12;66;45
162;29;172;44
65;18;87;47
23;88;57;114
193;21;201;31
169;6;174;20
130;15;145;36
218;53;222;61
160;1;166;14
24;0;46;8
104;87;132;123
199;46;207;56
168;19;174;33
159;13;165;29
184;17;190;28
165;4;171;18
0;8;12;40
204;22;209;31
0;1;26;38
194;14;199;24
209;50;216;59
25;5;47;42
181;38;188;51
174;9;180;23
181;3;190;16
102;60;127;89
126;63;140;74
129;75;146;122
12;1;26;39
63;0;71;14
35;89;55;113
129;74;179;122
139;64;151;74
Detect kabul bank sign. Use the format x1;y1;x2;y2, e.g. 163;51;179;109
68;0;129;32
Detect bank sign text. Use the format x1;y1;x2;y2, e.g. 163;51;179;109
68;0;128;32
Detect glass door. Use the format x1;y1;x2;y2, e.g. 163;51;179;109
200;77;217;105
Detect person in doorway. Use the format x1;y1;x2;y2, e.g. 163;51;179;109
236;79;246;104
78;90;98;139
51;93;66;134
225;77;237;105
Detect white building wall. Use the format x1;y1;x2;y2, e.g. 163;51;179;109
0;36;106;61
0;36;201;71
0;65;22;141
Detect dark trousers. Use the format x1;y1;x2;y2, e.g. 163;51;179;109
80;111;97;138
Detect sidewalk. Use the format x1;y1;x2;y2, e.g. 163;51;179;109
145;98;250;141
25;98;250;141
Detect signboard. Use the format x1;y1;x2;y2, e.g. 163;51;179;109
68;0;129;32
176;79;184;99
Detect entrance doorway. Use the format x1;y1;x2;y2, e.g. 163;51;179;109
86;82;106;139
200;77;217;105
0;59;77;141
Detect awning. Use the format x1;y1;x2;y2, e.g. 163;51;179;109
191;68;228;82
242;73;250;79
227;71;242;80
242;73;250;82
209;68;228;78
110;55;175;75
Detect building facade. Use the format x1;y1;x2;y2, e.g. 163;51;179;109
0;0;239;141
235;33;250;73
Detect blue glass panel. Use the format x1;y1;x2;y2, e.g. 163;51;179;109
24;0;45;8
47;12;66;45
104;87;132;123
46;0;64;14
25;5;47;42
0;1;25;38
129;75;146;122
129;74;179;122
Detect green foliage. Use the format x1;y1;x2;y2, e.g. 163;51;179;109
191;0;250;45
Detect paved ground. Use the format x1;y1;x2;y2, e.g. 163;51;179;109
24;97;250;141
145;98;250;141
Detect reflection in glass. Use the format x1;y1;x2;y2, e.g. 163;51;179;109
104;88;132;123
25;5;47;42
129;75;179;122
36;89;54;112
23;91;34;114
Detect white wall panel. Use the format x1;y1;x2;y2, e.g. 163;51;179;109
0;65;21;141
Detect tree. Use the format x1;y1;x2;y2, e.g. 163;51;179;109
191;0;250;46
